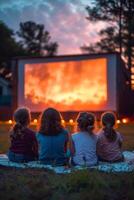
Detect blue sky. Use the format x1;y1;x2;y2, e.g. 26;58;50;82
0;0;106;54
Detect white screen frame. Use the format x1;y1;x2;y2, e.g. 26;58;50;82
17;54;117;112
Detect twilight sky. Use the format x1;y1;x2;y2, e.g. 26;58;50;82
0;0;106;54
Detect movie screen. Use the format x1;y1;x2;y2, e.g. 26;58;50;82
24;58;107;111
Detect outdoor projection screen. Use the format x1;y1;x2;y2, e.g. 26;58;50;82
18;55;117;112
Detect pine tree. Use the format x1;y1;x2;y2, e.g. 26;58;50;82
81;0;134;71
17;21;58;56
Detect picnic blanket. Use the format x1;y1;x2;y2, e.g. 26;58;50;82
0;151;134;174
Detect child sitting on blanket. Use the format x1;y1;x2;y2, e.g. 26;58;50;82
70;112;98;167
97;112;124;162
36;107;69;166
8;107;38;163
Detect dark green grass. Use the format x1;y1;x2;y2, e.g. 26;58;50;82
0;123;134;200
0;167;134;200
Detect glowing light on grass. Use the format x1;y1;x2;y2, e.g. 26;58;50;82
117;119;121;124
33;119;38;124
69;119;74;124
61;119;65;124
132;84;134;90
131;80;134;85
8;120;13;124
131;67;134;73
122;118;128;124
131;75;134;79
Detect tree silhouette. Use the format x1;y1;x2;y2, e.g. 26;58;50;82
17;21;58;56
81;0;134;71
0;21;26;80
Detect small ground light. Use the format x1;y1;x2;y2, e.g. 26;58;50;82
61;119;65;124
33;119;38;124
69;119;74;124
117;120;121;124
8;120;13;124
122;118;128;124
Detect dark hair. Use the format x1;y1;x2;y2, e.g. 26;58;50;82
38;107;63;136
76;112;95;134
10;107;31;139
101;111;117;142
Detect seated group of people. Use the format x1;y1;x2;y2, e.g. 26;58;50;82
8;107;124;166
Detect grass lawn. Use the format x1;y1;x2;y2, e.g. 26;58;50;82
0;123;134;200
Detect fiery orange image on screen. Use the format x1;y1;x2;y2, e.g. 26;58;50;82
25;58;107;111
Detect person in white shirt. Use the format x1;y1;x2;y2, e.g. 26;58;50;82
70;112;98;167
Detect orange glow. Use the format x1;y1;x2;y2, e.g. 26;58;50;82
131;80;134;84
117;119;121;124
8;120;13;124
61;119;65;124
25;58;107;111
69;119;74;124
131;67;134;73
131;75;134;79
33;119;38;124
132;85;134;90
122;118;128;124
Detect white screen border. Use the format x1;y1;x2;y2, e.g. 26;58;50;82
17;54;117;111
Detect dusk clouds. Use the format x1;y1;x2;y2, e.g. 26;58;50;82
0;0;106;54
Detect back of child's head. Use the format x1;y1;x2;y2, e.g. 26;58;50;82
76;112;95;134
14;107;31;125
10;107;31;139
38;107;63;136
101;111;117;142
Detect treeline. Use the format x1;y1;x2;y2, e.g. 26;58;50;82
0;21;58;80
1;0;134;80
82;0;134;71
